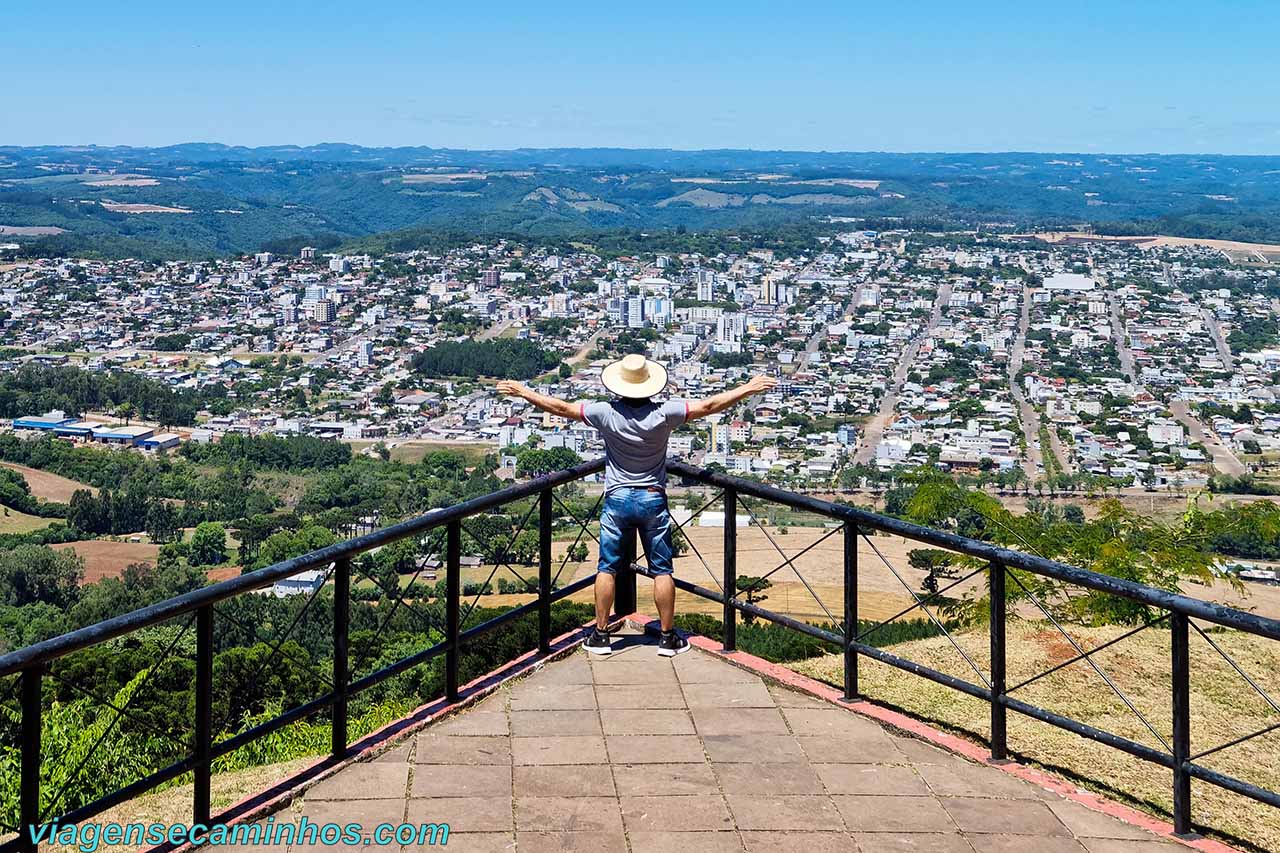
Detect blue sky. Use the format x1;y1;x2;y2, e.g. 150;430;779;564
4;1;1278;154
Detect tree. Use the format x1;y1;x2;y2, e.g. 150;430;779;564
735;576;772;623
0;544;83;608
558;362;572;379
188;522;228;567
145;501;180;544
114;402;137;425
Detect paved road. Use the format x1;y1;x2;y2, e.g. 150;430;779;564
1007;283;1044;481
477;318;515;341
1200;306;1234;371
853;282;951;465
1170;399;1247;477
1109;290;1245;476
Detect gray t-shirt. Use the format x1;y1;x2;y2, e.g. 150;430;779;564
581;398;689;493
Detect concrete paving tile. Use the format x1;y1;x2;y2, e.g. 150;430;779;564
893;738;962;764
683;681;777;708
300;796;406;826
726;794;845;831
813;763;930;796
780;706;893;737
590;659;679;684
405;796;513;832
509;683;596;711
1078;839;1189;852
691;706;790;735
514;796;624;832
513;763;616;797
516;830;627;853
433;711;510;736
673;653;763;683
631;830;745;852
833;795;958;833
741;830;861;853
766;684;833;708
704;734;805;763
403;832;513;851
411;764;511;798
621;794;735;832
526;656;594;684
965;835;1085;852
416;734;512;765
850;832;975;852
372;741;412;762
918;760;1051;800
1047;799;1164;840
306;761;409;799
797;733;904;764
509;709;601;736
713;762;825;795
600;707;695;735
512;734;607;765
607;734;708;763
596;683;688;709
940;797;1071;836
613;762;721;796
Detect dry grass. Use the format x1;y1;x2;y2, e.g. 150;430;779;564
0;462;95;502
52;539;161;583
0;506;53;534
791;621;1280;851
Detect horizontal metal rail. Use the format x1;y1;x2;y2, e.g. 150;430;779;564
663;460;1280;837
667;458;1280;641
0;458;605;678
3;459;606;853
7;455;1280;851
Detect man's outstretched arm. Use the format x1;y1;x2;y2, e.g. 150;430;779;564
496;380;583;421
686;375;777;421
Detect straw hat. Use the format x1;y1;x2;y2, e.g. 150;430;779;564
601;354;669;398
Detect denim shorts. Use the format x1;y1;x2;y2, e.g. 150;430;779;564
597;487;675;577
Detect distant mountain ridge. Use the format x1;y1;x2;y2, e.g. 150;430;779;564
2;144;1279;258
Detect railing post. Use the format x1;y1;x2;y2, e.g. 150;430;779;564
331;558;350;757
19;666;42;853
1171;611;1192;836
615;528;637;617
538;489;553;653
723;487;737;652
193;605;213;825
989;562;1007;761
843;522;858;701
446;520;461;701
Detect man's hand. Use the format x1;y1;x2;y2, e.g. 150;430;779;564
744;375;778;395
496;380;530;399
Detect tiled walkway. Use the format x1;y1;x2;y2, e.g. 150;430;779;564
282;628;1188;852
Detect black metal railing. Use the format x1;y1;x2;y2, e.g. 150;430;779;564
663;459;1280;838
2;457;1279;849
0;458;606;853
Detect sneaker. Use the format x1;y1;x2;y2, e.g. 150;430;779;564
657;630;689;657
583;627;613;655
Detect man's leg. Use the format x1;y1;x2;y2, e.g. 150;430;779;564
638;498;679;632
595;496;627;630
653;575;676;632
594;572;616;630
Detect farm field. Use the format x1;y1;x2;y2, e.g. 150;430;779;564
0;462;95;502
52;539;161;583
0;507;54;534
